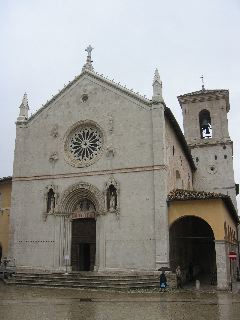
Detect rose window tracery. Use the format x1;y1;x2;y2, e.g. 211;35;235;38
64;121;104;167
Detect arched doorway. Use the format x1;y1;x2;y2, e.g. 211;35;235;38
169;216;216;282
71;199;96;271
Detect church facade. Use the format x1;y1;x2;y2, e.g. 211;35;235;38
9;48;238;289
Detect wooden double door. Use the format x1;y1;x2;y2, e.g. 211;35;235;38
71;218;96;271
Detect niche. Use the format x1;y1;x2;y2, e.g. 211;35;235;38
47;188;55;213
105;176;119;215
44;184;58;219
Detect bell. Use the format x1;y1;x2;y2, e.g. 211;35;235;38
205;126;210;135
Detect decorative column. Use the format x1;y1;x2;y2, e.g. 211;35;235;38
215;240;229;290
57;215;72;271
96;214;106;271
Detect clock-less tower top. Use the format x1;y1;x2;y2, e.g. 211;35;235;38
178;88;237;209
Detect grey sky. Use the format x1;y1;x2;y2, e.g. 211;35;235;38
0;0;239;207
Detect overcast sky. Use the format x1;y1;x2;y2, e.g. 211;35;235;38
0;0;239;207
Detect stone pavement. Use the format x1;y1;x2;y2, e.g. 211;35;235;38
1;281;240;320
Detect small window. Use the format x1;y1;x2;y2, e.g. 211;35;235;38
224;155;227;159
215;155;217;160
173;146;175;156
82;94;88;102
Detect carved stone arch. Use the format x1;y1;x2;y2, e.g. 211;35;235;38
104;176;120;215
57;182;105;216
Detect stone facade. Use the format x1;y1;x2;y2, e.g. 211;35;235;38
8;52;238;290
0;177;12;260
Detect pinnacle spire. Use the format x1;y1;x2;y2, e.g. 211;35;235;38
82;45;94;72
153;68;161;83
152;68;164;103
17;93;29;122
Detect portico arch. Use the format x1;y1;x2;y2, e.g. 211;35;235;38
169;216;216;283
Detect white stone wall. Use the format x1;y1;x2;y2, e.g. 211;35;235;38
10;74;170;271
165;117;193;192
191;142;237;208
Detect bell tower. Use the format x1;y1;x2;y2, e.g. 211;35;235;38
178;88;237;208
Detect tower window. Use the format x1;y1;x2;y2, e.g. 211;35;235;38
215;155;217;160
224;155;227;159
199;109;212;139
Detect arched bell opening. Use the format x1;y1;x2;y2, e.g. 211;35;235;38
199;109;212;139
169;216;216;284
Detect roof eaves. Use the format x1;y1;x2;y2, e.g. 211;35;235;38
0;176;12;183
167;189;239;224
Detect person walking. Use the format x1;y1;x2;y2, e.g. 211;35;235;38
159;271;167;292
176;266;183;289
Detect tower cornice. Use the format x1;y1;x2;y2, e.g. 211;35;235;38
178;89;230;112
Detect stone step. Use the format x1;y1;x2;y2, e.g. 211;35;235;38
6;280;159;290
5;271;175;290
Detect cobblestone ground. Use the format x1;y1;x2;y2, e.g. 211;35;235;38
0;282;240;320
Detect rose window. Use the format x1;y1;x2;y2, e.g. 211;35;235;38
64;122;104;167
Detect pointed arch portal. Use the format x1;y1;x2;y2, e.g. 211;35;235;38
58;182;105;271
169;216;216;283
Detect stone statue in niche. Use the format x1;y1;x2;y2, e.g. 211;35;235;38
47;188;55;213
107;185;117;212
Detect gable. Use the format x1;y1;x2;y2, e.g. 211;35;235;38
28;69;151;125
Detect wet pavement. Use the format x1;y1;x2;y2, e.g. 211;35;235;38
0;282;240;320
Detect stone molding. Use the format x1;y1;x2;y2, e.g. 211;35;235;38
13;164;168;182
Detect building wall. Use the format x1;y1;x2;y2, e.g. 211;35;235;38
191;142;237;208
0;179;11;259
10;74;169;271
165;117;193;192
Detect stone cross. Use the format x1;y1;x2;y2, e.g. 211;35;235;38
200;75;205;90
85;45;93;58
